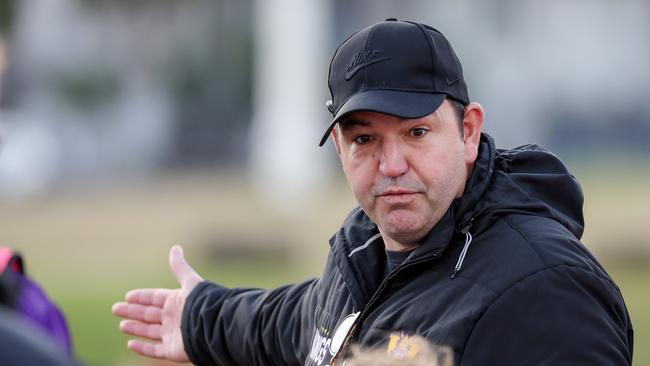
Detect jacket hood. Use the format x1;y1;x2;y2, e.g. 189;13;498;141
455;133;584;239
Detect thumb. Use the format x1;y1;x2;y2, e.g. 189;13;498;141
169;245;203;292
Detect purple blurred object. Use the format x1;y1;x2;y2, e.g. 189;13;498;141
0;247;73;355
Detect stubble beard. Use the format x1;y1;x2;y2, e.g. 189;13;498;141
377;200;442;247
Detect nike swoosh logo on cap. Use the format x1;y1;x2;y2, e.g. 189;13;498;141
446;78;458;85
344;57;391;81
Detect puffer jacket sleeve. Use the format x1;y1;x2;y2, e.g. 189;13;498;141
460;265;633;366
181;278;320;366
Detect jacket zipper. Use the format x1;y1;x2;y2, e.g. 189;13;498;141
330;250;443;365
331;219;475;364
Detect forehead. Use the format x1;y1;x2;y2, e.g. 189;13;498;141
338;111;402;128
337;99;454;130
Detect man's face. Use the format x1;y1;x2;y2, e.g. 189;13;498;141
333;100;471;248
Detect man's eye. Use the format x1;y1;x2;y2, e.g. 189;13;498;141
353;135;373;145
409;128;428;138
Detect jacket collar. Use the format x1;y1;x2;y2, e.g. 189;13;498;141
451;133;497;235
410;133;497;259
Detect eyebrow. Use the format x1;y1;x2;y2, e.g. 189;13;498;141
338;118;370;128
338;115;417;130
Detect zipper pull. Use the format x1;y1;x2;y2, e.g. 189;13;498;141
451;222;473;279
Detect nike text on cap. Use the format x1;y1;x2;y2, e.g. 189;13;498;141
319;18;470;146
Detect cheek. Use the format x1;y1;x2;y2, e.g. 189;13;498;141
418;144;466;189
346;165;372;191
342;158;376;201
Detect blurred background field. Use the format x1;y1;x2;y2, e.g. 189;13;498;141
1;0;648;365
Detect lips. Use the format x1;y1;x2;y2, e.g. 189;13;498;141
379;188;416;196
377;188;418;204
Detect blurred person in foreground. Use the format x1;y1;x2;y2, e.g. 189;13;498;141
113;19;633;365
0;307;80;366
0;248;80;366
345;336;453;366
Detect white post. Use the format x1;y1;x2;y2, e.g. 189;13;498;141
250;0;331;212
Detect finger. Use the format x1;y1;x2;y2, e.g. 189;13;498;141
119;320;162;341
125;288;170;307
111;302;162;323
169;245;202;288
127;339;165;359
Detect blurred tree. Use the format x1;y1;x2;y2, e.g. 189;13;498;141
164;0;254;168
0;0;16;36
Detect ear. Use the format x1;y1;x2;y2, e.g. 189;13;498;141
331;125;342;156
462;102;485;164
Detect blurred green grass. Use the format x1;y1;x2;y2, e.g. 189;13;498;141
1;166;647;366
52;261;317;366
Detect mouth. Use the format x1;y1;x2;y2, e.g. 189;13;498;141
379;188;417;196
377;188;419;203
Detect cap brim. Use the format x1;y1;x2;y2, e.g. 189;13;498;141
318;90;446;146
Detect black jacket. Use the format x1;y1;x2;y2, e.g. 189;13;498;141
182;133;633;365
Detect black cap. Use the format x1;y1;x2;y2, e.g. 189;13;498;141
319;19;469;146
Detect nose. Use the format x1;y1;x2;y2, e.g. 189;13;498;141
378;139;409;178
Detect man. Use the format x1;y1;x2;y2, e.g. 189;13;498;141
112;19;633;365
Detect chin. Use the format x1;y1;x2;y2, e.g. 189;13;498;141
381;213;428;243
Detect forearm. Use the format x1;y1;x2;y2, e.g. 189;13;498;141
182;279;320;366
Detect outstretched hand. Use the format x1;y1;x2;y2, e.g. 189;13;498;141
112;245;203;362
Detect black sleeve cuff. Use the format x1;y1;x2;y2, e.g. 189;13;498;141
181;281;229;366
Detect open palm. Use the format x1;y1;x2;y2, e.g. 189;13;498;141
112;245;203;362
